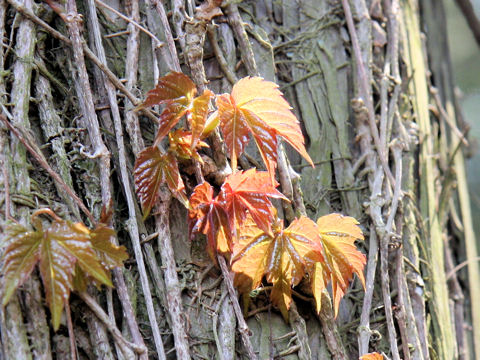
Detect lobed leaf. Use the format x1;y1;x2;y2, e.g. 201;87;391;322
219;168;287;236
188;182;232;257
140;71;197;108
231;215;322;320
134;145;188;218
1;210;125;331
138;72;197;144
90;223;129;269
312;213;366;316
40;220;112;330
1;224;42;305
217;77;313;173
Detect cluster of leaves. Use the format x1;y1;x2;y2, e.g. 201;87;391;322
134;72;366;319
1;208;128;330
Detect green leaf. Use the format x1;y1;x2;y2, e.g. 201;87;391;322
39;220;112;330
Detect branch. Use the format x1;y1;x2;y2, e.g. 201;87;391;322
0;114;96;224
455;0;480;47
217;255;257;360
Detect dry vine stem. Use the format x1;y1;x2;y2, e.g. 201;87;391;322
85;1;164;358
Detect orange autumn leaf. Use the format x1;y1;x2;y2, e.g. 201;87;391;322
188;182;232;257
231;214;323;320
218;168;287;236
360;352;383;360
311;213;366;316
134;145;189;218
168;129;209;163
188;90;213;149
216;77;313;174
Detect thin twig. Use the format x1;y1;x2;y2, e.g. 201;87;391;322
207;24;238;85
0;114;96;224
454;0;480;47
64;301;77;360
341;0;395;187
94;0;163;46
79;291;145;358
86;1;164;357
217;255;257;359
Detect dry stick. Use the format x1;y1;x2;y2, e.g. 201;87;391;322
357;228;378;355
183;14;255;357
0;114;96;224
388;142;410;360
207;25;238;85
150;0;181;72
65;0;110;205
123;0;144;156
86;1;164;358
171;0;188;53
224;3;258;76
64;301;77;360
79;292;142;359
218;255;257;360
5;0;159;124
94;0;162;46
64;2;149;356
454;0;480;47
341;0;395;187
155;194;191;360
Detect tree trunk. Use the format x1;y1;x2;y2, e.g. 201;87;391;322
0;0;478;359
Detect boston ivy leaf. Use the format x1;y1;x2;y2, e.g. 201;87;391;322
140;71;197;108
90;223;128;270
216;77;314;173
218;168;287;236
1;223;41;305
1;210;124;331
231;214;323;320
188;89;213;149
311;213;366;316
169;129;209;163
188;182;232;257
137;72;197;144
134;145;189;217
39;219;112;330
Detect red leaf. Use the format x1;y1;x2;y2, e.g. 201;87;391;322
141;72;197;108
231;214;323;320
188;182;232;257
134;146;188;218
138;72;197;144
218;168;287;236
217;77;313;173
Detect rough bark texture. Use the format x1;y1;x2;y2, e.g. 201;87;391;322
0;0;478;359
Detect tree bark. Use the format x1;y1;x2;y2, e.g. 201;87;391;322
0;0;477;359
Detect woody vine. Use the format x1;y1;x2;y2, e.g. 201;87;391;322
1;72;366;338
